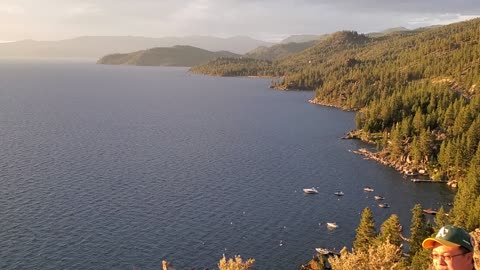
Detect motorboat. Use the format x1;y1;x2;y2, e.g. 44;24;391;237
326;222;338;229
315;248;332;255
374;195;385;200
315;248;339;256
423;208;438;215
378;203;390;208
303;187;319;194
363;187;374;192
334;191;344;196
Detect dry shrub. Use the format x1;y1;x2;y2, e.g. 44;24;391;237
328;240;407;270
218;255;255;270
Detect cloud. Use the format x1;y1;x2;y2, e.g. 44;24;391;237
0;3;25;14
1;0;479;41
303;0;480;14
65;4;103;17
406;14;480;26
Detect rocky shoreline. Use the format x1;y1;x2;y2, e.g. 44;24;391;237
308;98;357;111
345;140;457;188
306;99;457;188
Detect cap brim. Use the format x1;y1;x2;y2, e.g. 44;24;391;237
422;238;461;249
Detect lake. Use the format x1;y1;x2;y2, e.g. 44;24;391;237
0;59;453;269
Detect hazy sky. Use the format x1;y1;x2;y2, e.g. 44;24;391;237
1;0;479;42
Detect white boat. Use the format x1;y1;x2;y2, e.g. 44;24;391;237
326;222;338;229
378;203;390;208
315;248;330;255
303;187;318;194
363;187;374;192
334;191;344;196
315;248;340;256
374;195;385;200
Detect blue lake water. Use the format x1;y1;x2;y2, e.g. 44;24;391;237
0;59;454;270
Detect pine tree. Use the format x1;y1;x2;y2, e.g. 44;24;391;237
433;206;449;231
409;248;432;270
353;207;377;252
377;214;402;247
409;204;432;257
465;196;480;231
452;142;480;229
419;128;433;163
412;109;424;135
390;124;404;159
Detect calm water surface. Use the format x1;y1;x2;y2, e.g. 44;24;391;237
0;59;453;270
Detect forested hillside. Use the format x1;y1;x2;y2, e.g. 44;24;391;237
190;18;480;230
245;40;318;61
97;45;240;67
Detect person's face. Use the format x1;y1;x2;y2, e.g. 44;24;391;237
431;243;473;270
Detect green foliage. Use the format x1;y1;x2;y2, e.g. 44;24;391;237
192;18;480;251
353;207;377;252
433;206;449;231
377;214;403;247
409;248;433;270
190;57;274;77
409;204;433;257
245;40;318;61
192;19;480;188
328;239;407;270
98;45;241;67
452;142;480;230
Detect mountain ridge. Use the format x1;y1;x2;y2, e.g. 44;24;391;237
0;35;273;58
97;45;240;67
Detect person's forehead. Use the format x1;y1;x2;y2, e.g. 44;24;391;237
432;243;462;253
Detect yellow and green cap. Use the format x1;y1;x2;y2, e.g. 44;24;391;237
422;225;473;252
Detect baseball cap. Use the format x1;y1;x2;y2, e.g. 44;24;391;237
422;225;473;252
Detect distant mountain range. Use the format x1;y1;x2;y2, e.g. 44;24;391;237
0;35;273;58
97;45;240;67
96;26;438;66
0;26;443;65
245;41;318;61
279;34;329;44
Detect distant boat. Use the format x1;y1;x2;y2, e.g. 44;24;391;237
363;187;374;192
334;191;344;196
315;247;339;256
404;171;419;176
423;208;438;215
326;222;338;229
378;203;390;208
374;195;385;200
303;187;319;194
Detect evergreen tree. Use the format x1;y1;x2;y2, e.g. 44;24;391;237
390;124;404;159
465;196;480;231
452;142;480;229
353;207;376;252
433;206;449;231
377;214;402;247
409;204;432;257
409;248;432;270
418;128;433;163
412;109;424;135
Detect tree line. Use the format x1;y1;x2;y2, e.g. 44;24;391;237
190;17;480;231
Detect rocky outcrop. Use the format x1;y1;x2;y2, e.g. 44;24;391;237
472;229;480;269
162;260;176;270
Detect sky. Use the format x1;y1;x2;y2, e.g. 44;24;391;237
1;0;479;42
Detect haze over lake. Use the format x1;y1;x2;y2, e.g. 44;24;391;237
0;60;453;270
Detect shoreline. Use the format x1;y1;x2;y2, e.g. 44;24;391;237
307;99;458;188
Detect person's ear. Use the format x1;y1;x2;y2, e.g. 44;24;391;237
464;251;473;261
